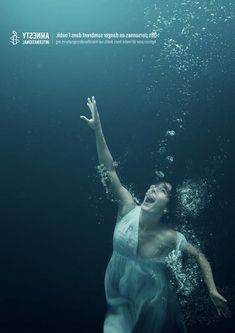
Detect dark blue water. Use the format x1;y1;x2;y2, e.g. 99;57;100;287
0;0;234;332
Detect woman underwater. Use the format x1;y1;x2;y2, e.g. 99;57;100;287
80;96;231;333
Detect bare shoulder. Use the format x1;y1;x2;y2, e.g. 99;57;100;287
164;229;177;238
162;229;177;246
116;202;137;222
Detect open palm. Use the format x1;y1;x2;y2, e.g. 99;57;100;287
80;96;101;131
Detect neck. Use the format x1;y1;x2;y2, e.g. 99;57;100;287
139;208;164;232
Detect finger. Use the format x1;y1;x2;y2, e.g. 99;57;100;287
217;294;228;302
87;98;92;107
217;308;221;316
87;97;93;109
80;115;89;120
86;102;95;118
92;96;98;109
88;103;95;118
80;115;90;124
87;102;92;112
88;96;95;107
93;98;99;114
93;99;97;111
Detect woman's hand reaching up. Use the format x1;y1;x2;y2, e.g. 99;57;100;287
80;96;101;132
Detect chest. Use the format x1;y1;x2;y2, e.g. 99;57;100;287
137;229;176;259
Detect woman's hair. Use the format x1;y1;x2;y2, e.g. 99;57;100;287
161;183;177;228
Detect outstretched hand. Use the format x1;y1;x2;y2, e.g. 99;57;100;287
80;96;101;131
209;290;232;318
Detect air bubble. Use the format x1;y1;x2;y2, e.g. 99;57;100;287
155;170;165;178
166;156;174;163
166;130;176;136
158;146;167;155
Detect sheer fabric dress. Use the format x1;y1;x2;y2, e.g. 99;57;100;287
103;205;188;333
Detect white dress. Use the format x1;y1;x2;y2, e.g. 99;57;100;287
103;205;188;333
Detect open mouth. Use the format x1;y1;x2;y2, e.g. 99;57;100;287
144;194;155;204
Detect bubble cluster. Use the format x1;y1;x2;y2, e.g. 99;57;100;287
142;0;234;123
96;163;141;204
142;0;233;186
96;164;115;201
154;118;185;176
166;250;200;296
144;0;233;81
176;178;213;219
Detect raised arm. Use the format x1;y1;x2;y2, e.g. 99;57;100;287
80;96;135;217
183;243;231;318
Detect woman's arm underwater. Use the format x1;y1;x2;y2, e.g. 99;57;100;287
80;96;135;215
183;243;231;318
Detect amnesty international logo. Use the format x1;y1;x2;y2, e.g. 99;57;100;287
10;31;20;45
9;31;51;45
8;30;157;47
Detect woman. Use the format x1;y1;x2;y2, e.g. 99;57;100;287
80;96;231;333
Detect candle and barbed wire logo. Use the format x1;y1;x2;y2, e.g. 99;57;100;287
10;31;20;45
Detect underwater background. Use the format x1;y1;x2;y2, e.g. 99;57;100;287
0;0;234;332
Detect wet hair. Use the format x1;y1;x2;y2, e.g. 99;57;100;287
154;182;172;200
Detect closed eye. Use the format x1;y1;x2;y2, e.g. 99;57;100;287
161;188;167;194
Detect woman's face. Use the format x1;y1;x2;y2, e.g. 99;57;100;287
141;182;172;213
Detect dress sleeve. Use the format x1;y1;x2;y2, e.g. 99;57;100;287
176;231;188;252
